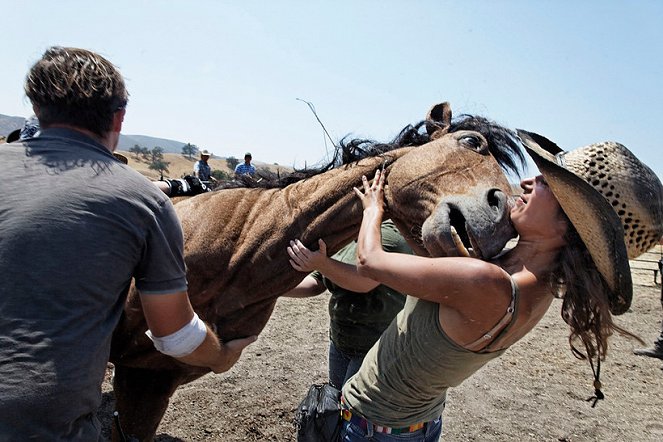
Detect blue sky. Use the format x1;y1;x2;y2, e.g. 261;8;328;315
1;1;661;180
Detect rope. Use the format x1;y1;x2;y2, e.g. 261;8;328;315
585;348;604;408
296;98;338;151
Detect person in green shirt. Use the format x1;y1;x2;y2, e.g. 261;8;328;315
285;220;411;388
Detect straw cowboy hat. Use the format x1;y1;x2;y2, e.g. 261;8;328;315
517;130;663;315
201;150;211;157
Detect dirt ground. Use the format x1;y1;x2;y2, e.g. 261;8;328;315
99;251;663;442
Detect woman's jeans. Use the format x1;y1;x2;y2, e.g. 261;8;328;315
328;341;365;389
340;416;442;441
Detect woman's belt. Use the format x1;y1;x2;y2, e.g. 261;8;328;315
340;397;432;435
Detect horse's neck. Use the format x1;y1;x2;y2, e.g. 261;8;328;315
281;156;397;252
174;152;410;338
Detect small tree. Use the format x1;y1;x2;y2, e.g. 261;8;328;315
182;143;198;159
148;147;169;179
149;146;165;163
149;160;170;180
129;144;143;159
226;156;240;170
140;146;151;161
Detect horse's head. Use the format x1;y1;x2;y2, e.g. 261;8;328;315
385;102;524;259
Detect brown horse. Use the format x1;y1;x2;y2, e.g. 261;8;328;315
109;102;525;440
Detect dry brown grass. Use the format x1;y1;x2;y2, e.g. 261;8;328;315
117;151;231;180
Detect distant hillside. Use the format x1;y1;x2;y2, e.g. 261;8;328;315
1;113;189;153
116;150;291;181
118;134;190;154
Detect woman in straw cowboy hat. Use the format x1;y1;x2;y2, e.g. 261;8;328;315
312;130;663;441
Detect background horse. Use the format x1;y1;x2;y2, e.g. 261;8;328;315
109;102;525;440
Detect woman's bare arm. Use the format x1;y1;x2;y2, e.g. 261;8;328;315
354;170;512;311
287;238;380;293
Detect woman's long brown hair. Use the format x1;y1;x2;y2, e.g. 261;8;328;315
550;223;643;405
552;225;643;362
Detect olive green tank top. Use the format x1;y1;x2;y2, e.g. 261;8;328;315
341;278;519;427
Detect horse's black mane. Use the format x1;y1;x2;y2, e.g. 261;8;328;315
220;114;525;190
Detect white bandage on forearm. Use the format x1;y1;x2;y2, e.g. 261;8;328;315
145;313;207;358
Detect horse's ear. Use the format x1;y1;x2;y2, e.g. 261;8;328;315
426;102;452;139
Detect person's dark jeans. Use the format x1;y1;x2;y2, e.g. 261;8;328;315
328;341;366;389
633;258;663;361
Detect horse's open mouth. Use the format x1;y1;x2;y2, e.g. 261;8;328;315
449;208;480;259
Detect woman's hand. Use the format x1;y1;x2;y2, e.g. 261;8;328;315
287;238;328;272
353;169;385;213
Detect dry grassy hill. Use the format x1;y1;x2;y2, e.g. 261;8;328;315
117;151;230;181
116;151;290;182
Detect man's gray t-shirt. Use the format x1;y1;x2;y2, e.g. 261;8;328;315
0;128;188;439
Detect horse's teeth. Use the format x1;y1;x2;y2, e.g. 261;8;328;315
450;226;471;257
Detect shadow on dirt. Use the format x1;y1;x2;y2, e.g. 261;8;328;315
97;391;184;442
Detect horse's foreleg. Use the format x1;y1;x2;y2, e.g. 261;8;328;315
111;365;182;442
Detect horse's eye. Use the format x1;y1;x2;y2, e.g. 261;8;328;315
460;135;483;152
